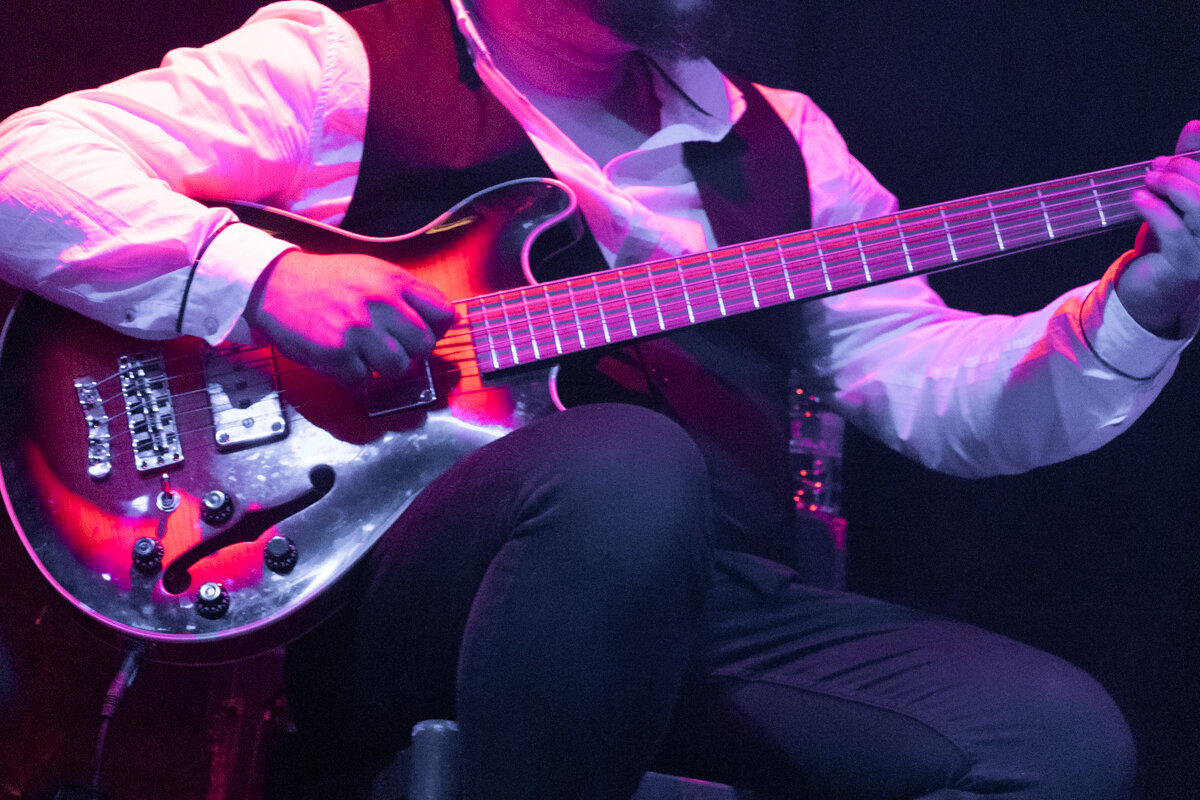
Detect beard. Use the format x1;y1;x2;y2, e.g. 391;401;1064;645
580;0;727;61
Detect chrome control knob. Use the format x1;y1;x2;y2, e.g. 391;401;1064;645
200;490;234;525
263;535;299;574
131;537;163;573
195;581;230;620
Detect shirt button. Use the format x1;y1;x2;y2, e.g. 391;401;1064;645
204;317;219;336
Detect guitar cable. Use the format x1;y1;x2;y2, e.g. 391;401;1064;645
90;642;147;797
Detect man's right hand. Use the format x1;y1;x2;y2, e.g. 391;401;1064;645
243;249;458;384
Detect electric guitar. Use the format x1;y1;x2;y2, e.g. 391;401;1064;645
0;157;1168;663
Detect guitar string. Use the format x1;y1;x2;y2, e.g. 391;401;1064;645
83;164;1153;393
93;370;504;466
86;185;1124;460
78;337;495;463
480;174;1148;361
78;320;479;404
481;204;1133;360
79;171;1145;425
63;164;1159;461
480;173;1147;326
82;338;484;444
77;169;1141;410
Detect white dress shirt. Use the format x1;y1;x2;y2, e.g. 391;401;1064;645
0;0;1188;477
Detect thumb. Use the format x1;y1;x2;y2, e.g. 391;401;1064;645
1132;221;1159;257
1176;119;1200;154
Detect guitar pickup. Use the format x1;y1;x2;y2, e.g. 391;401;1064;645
363;359;437;417
204;347;287;451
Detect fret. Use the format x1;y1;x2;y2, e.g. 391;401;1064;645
709;248;757;315
600;271;638;343
740;246;761;309
469;298;503;372
1093;167;1143;226
895;209;954;272
893;216;914;272
619;266;663;337
706;253;728;316
939;198;1005;263
1087;176;1108;227
986;187;1052;250
590;274;613;344
1040;177;1104;241
647;259;689;328
478;295;507;369
477;293;520;369
501;292;532;365
518;291;541;362
985;196;1006;250
850;216;906;282
615;270;637;339
818;226;873;292
938;206;959;263
531;284;562;357
777;232;830;300
675;251;721;322
564;279;588;351
674;257;697;325
643;266;668;331
571;275;608;350
742;239;791;306
851;223;873;281
1062;176;1107;236
811;232;833;293
775;239;797;301
598;270;637;342
542;281;571;355
1035;185;1055;238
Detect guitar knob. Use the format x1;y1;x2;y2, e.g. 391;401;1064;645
263;535;299;574
195;581;230;620
131;537;164;573
200;490;234;525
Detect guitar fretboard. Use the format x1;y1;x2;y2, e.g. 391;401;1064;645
466;153;1183;373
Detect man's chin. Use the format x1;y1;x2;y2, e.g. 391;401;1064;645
590;0;727;61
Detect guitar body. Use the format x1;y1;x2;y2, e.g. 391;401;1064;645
0;179;574;663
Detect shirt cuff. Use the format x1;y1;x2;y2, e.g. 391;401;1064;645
1080;249;1191;380
178;221;297;345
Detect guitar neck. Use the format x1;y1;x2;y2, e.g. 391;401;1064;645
467;152;1185;374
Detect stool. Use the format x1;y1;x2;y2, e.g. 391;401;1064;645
370;719;772;800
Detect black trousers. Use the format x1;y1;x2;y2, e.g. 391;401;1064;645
286;403;1135;800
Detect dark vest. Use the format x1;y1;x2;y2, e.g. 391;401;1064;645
341;0;812;566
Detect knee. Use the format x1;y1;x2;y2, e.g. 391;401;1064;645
1024;661;1136;799
539;404;709;530
552;404;705;493
958;643;1136;799
523;404;713;591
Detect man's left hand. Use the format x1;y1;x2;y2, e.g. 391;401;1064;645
1117;119;1200;337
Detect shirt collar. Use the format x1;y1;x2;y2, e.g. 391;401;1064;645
448;0;745;146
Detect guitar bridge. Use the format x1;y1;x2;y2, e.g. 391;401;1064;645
74;377;114;480
118;351;184;472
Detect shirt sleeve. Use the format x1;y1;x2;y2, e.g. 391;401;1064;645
759;84;1192;477
0;0;368;344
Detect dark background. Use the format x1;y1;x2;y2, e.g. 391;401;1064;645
0;1;1197;797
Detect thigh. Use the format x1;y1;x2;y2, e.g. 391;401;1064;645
286;403;712;756
653;551;1135;800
